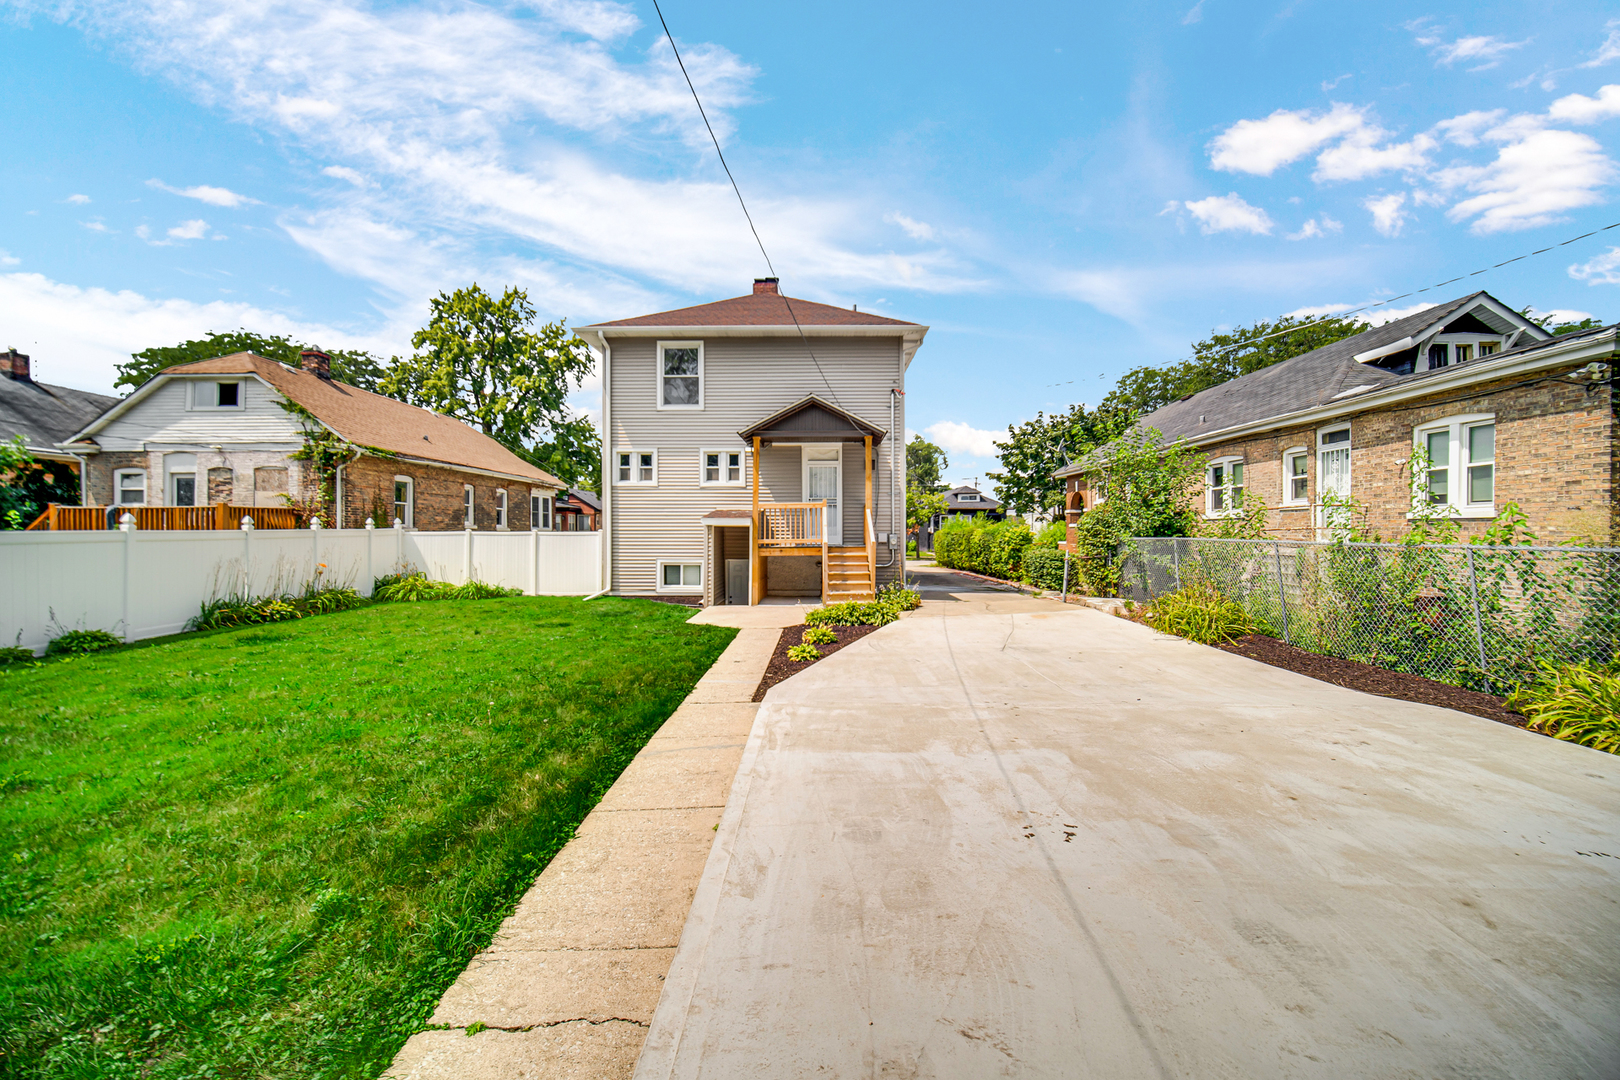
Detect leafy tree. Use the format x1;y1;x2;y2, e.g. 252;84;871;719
906;486;948;534
381;284;595;455
1;437;79;529
905;435;949;493
987;403;1126;519
1100;314;1368;419
518;415;602;493
118;331;386;392
1068;426;1207;595
1521;307;1608;337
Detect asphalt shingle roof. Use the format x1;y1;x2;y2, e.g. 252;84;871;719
1;374;118;453
583;291;917;328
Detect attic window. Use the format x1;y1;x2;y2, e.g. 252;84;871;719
959;493;979;502
216;382;239;407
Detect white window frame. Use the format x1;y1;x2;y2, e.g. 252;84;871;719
495;488;508;530
615;448;657;486
1424;336;1503;371
1205;456;1246;517
115;469;146;506
959;492;980;502
393;475;414;527
1412;413;1497;519
189;379;246;411
656;559;703;594
655;340;704;411
1281;446;1309;507
531;491;553;530
463;484;475;529
699;447;745;487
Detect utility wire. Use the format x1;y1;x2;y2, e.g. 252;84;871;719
1046;219;1620;389
649;0;842;408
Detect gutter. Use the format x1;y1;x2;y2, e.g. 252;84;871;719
385;452;562;489
598;338;613;598
1352;336;1415;364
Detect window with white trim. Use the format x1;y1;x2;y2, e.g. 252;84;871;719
190;380;244;409
463;484;475;528
1206;457;1245;515
701;448;744;486
1415;415;1496;515
959;492;980;502
657;560;702;593
116;469;146;505
616;449;656;485
531;492;553;530
495;488;508;530
393;476;413;526
656;341;703;409
1282;447;1309;506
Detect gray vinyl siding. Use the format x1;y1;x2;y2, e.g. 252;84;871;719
606;335;907;594
94;377;303;451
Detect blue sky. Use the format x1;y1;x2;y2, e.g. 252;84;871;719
4;0;1620;487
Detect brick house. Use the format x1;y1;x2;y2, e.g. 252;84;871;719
1;348;118;492
1055;292;1617;544
63;351;564;530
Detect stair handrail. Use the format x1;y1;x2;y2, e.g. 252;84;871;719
822;499;830;605
865;506;876;594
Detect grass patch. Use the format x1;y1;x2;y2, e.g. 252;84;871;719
0;597;735;1079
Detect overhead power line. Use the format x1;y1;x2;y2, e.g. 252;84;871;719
1046;219;1620;389
649;0;842;407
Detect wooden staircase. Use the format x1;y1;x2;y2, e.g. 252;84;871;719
824;545;875;602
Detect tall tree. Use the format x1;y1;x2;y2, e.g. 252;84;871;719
118;331;387;392
519;415;602;493
905;435;949;492
987;403;1125;518
0;437;79;529
381;285;595;457
1100;314;1368;419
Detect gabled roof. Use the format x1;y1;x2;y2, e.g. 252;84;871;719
583;292;917;329
73;354;563;488
737;394;887;445
561;487;601;511
945;485;1000;511
2;375;117;457
1132;292;1545;444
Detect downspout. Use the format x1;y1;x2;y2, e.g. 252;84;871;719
878;387;902;568
587;337;612;600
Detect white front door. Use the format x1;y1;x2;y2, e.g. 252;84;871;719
805;446;842;545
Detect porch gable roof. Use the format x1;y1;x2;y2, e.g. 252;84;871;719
737;395;887;446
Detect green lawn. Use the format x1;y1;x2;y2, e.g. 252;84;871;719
0;597;735;1079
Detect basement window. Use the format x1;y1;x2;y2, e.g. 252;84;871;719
657;560;702;594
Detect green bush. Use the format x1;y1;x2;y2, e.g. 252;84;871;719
801;625;837;646
1022;547;1068;591
1032;519;1066;549
876;579;922;612
45;629;122;656
1510;661;1620;754
906;540;918;558
933;515;1034;581
786;642;821;662
1;645;37;664
1146;583;1253;645
188;587;366;631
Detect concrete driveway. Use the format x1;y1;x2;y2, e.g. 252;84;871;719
636;568;1620;1078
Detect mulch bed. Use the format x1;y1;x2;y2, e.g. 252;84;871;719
753;624;880;702
1216;633;1527;728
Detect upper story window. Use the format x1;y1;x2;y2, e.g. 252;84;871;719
1282;447;1309;506
657;341;703;409
701;449;743;486
463;484;475;528
532;491;553;529
1415;414;1496;515
1425;338;1501;371
959;493;980;502
616;449;656;485
191;380;245;409
1206;457;1245;515
116;470;146;505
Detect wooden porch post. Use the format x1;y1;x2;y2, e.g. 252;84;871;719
750;436;763;605
863;436;873;542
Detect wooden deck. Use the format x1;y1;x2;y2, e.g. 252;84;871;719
26;503;303;531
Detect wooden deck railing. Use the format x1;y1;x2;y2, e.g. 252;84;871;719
757;502;827;547
24;503;302;531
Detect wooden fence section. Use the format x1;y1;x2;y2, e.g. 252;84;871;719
758;502;827;547
25;504;301;531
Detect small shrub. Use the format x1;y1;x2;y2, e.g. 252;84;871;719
1022;547;1067;591
45;629;121;656
448;581;523;600
1510;661;1620;754
786;642;821;663
801;625;837;646
373;573;446;602
0;646;36;664
876;579;922;612
1032;520;1066;549
807;602;890;627
302;586;366;615
1146;583;1252;645
906;540;918;558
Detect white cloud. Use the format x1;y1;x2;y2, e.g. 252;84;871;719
1437;127;1618;233
1321;74;1351;92
1208;103;1367;175
167;219;210;241
66;193;91;205
1546;84;1620;124
81;219;111;233
529;0;641;41
1433;110;1506;146
1314;130;1434;182
924;421;1002;459
1181;193;1274;235
1286;215;1342;240
1280;300;1437;326
148;179;260;207
1580;19;1620;69
1181;0;1204;26
1418;34;1528;70
1534;307;1596;323
884;212;935;241
1363;192;1409;237
1569;246;1620;285
322;165;369;187
1361;301;1440;325
0;250;19;266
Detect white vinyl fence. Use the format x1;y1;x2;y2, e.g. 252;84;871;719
0;523;602;652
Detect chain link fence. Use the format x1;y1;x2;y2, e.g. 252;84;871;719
1118;537;1620;694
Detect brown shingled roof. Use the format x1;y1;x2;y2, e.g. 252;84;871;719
162;354;563;487
585;291;917;328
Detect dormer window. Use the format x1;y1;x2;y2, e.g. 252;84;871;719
959;492;979;502
192;380;244;409
1428;344;1449;369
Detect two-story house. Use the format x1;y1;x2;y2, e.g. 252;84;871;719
575;278;926;605
1056;292;1617;543
61;351;564;530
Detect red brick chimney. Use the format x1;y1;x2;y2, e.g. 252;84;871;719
753;277;780;295
300;349;332;379
2;348;30;382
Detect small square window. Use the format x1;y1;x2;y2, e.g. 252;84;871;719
217;382;239;407
117;471;146;505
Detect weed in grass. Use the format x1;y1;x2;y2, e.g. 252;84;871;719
1510;660;1620;754
0;597;735;1078
801;626;837;646
786;642;821;662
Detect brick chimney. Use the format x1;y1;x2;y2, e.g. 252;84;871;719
753;277;780;295
300;349;332;379
2;348;30;382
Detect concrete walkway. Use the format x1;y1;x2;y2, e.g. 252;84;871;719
384;611;787;1079
636;585;1620;1076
